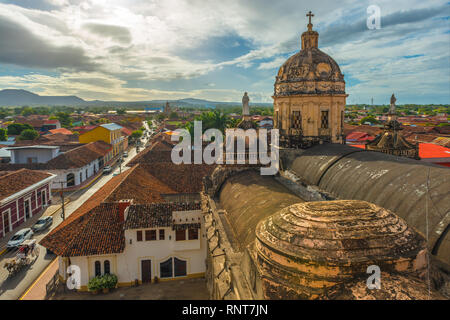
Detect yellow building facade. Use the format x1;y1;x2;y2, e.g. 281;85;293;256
79;123;125;161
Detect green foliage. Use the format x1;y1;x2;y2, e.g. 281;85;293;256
437;123;450;127
131;130;143;139
88;276;102;291
18;129;39;140
157;113;166;121
55;112;72;127
7;123;33;135
169;111;179;119
21;106;34;116
87;274;118;291
359;115;379;125
0;128;7;141
117;108;127;115
103;274;118;289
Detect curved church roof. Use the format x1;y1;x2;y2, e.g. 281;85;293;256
217;170;302;248
286;143;450;264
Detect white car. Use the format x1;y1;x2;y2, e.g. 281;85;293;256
7;228;34;250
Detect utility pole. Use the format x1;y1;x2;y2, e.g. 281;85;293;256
59;181;65;220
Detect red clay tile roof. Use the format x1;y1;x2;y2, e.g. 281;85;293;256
127;139;175;166
0;168;52;201
40;202;125;257
45;141;111;169
49;128;72;135
105;164;176;204
40;166;136;256
124;202;201;229
121;127;133;136
44;119;60;125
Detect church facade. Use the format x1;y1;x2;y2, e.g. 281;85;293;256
273;12;347;148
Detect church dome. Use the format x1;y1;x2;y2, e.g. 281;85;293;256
274;18;345;97
255;200;427;299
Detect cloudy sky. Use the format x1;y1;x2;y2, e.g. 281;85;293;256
0;0;449;104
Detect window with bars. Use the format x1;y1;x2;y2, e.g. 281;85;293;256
160;258;172;278
159;229;165;240
321;110;329;129
188;228;198;240
137;230;143;242
104;260;110;274
291;111;301;129
94;261;101;277
145;230;157;241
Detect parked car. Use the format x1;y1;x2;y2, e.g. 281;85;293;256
7;228;34;250
31;216;53;233
123;151;128;158
103;165;112;174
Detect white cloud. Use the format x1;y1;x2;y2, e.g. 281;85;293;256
0;0;448;103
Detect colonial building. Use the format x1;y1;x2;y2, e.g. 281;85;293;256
1;141;112;190
365;94;420;159
78;123;125;160
40;139;215;290
273;12;347;148
0;169;55;239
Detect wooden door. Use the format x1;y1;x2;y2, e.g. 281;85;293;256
24;199;31;219
141;260;151;283
2;211;10;235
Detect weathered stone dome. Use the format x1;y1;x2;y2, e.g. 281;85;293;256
274;29;345;96
255;200;428;299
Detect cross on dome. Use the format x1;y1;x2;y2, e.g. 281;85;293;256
307;11;314;31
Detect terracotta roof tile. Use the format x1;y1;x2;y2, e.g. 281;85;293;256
124;202;201;229
45;141;111;169
0;169;52;201
40;203;125;257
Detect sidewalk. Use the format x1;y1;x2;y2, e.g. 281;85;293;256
0;200;69;256
19;258;58;300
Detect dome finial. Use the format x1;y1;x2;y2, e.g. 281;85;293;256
307;11;314;31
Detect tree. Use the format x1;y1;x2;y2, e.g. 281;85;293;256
0;128;7;141
18;129;39;140
7;123;33;135
157;113;166;121
21;106;34;116
169;111;179;119
359;116;379;125
117;108;127;115
54;112;72;127
131;130;143;139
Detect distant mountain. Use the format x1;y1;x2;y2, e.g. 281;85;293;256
0;89;272;108
0;89;86;106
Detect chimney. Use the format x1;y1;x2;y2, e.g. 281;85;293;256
118;199;133;222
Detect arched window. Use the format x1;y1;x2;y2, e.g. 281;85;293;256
67;173;75;187
104;260;110;274
160;258;173;278
174;257;187;277
94;261;101;277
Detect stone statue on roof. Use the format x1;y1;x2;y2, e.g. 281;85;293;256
242;92;250;116
389;93;396;114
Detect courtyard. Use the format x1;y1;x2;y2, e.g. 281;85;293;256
51;277;209;300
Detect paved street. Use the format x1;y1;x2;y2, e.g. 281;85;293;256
0;122;152;300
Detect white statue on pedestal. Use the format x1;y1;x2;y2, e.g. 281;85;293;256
242;92;250;116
